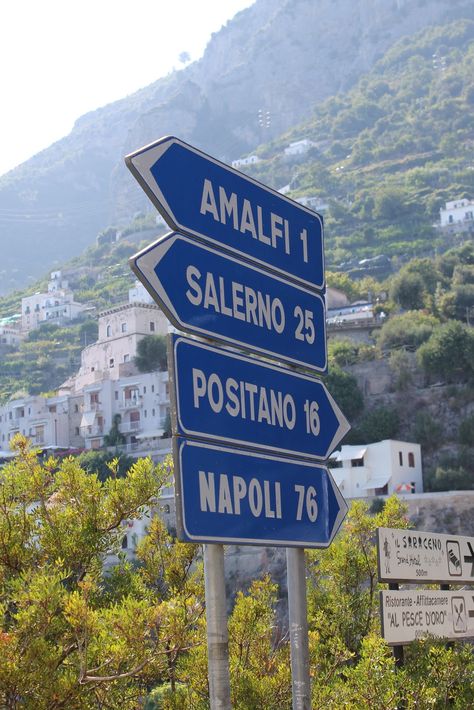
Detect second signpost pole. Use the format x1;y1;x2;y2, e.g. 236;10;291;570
204;544;232;709
287;547;311;709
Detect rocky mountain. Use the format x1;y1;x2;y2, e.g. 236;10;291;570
1;0;473;293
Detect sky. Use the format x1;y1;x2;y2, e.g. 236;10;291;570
0;0;255;177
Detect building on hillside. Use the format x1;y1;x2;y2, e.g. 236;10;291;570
0;392;84;451
57;291;171;457
0;314;23;348
69;300;168;392
21;271;89;332
284;139;317;157
294;195;329;212
128;280;154;304
439;198;474;233
78;369;170;453
328;440;423;498
231;155;261;169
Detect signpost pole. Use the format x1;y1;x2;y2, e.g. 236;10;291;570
287;547;311;710
388;583;404;668
204;544;231;710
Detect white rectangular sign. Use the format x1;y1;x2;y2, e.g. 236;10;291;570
377;527;474;584
380;589;474;645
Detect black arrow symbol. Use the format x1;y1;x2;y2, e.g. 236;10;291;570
464;543;474;576
469;597;474;620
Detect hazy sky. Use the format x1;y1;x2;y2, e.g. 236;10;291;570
0;0;254;176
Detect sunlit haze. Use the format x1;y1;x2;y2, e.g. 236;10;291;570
0;0;254;176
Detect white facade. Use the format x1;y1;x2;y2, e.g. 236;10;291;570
231;155;261;169
128;280;154;304
329;440;423;499
284;139;316;156
21;271;88;332
0;393;81;451
0;315;23;347
79;369;170;453
295;195;329;212
439;198;474;227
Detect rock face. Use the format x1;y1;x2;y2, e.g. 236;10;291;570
1;0;474;292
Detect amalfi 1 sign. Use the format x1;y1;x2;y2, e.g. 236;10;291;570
125;135;325;291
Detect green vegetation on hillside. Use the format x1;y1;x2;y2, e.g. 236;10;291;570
249;20;474;269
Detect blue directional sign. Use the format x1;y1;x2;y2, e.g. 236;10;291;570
169;335;350;461
131;232;327;373
174;439;348;548
125;136;324;291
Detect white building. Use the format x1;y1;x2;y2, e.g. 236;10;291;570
0;392;83;451
0;315;23;347
79;369;170;453
21;271;88;332
295;195;329;212
284;139;317;157
439;198;474;228
328;440;423;499
231;155;261;169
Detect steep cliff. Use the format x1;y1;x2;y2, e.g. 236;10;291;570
1;0;473;292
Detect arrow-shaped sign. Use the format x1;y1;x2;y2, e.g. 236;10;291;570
169;335;350;461
174;438;348;548
130;232;327;373
125;136;324;291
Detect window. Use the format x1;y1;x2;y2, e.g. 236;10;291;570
351;458;363;467
408;452;415;468
150;321;155;332
109;358;115;368
49;405;57;413
152;408;155;417
123;354;130;363
399;451;403;466
115;391;119;400
143;386;146;394
121;535;128;549
75;427;80;436
106;325;111;337
74;404;79;413
121;322;127;333
151;384;155;393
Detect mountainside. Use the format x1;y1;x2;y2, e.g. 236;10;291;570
1;0;473;293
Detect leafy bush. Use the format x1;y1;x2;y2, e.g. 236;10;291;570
377;311;439;352
417;320;474;383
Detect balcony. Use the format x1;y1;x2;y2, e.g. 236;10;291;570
119;397;142;410
81;425;104;437
120;420;142;433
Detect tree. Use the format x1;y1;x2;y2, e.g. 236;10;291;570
376;310;440;352
103;412;126;448
77;448;135;481
417;320;474;383
0;437;204;708
390;271;426;310
135;335;168;373
325;365;364;421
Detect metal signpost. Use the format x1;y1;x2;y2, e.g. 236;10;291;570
380;589;474;645
173;438;347;547
126;136;349;710
377;527;474;585
125;135;325;291
169;334;349;460
130;231;327;373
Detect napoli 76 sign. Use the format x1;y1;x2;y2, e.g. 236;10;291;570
125;136;324;290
